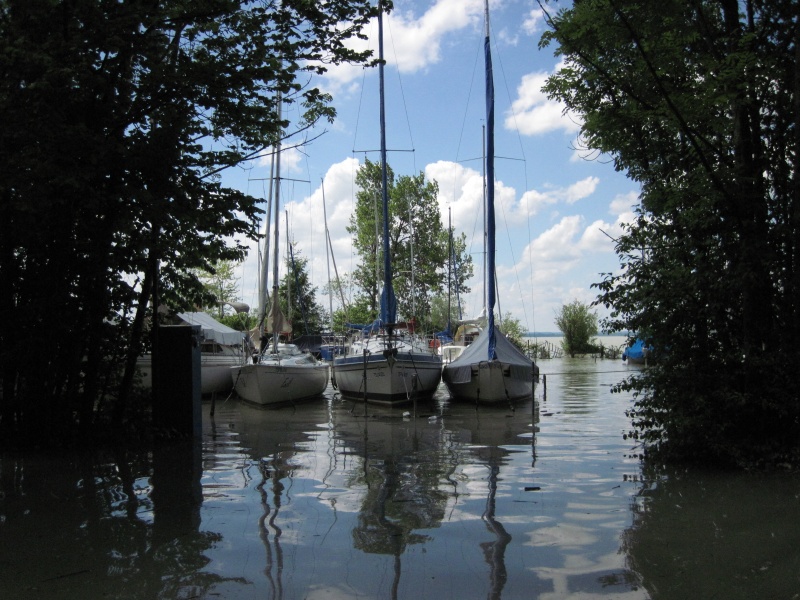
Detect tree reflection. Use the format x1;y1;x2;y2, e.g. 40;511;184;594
0;443;235;599
623;467;800;599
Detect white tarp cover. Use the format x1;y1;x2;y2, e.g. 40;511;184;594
443;328;533;384
176;312;243;346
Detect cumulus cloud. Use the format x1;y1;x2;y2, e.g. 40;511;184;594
522;9;545;35
506;68;581;137
257;145;303;175
425;159;485;230
578;219;617;253
321;0;484;93
563;176;599;204
609;190;640;216
237;157;365;311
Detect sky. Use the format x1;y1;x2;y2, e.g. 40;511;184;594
220;0;640;333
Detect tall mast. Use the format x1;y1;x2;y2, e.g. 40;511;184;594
378;0;395;325
271;95;283;348
482;124;486;315
259;148;275;332
484;0;496;359
322;179;334;329
447;206;452;334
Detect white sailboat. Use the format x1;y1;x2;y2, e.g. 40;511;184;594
230;101;329;406
332;1;443;405
442;0;537;405
136;311;247;395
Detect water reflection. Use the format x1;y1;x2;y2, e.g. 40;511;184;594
0;444;223;600
623;467;800;599
2;356;798;599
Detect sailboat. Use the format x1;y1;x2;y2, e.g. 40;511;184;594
331;1;443;405
230;101;329;406
442;0;537;405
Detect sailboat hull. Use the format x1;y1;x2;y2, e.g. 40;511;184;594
231;362;330;406
332;353;442;405
137;352;242;395
442;329;536;405
442;360;533;405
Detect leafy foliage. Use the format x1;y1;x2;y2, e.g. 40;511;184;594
278;245;327;335
346;159;473;330
0;0;382;446
499;312;527;350
197;260;242;318
541;0;800;468
555;300;599;356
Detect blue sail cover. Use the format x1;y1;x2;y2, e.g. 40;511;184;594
484;13;497;361
345;319;385;334
377;4;397;326
434;330;454;344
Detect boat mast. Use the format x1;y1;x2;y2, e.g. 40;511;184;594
378;0;395;327
271;94;283;350
482;124;487;317
447;206;452;335
322;179;334;329
259;147;275;335
285;209;291;324
484;0;496;359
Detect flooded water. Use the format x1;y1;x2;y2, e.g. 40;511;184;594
2;353;799;599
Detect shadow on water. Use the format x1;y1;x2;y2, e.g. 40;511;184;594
623;467;800;600
1;359;799;599
0;441;232;600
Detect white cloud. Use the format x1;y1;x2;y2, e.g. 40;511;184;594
609;190;639;216
522;9;545;35
321;0;484;93
507;64;582;137
425;159;484;231
578;219;617;253
258;145;303;175
563;176;599;204
530;215;585;262
238;157;365;313
519;188;557;218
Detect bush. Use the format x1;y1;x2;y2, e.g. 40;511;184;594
556;300;598;356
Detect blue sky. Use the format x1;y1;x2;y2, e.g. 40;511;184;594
221;0;639;333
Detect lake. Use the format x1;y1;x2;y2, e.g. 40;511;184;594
1;345;799;599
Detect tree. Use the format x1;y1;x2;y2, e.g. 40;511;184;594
555;300;598;357
541;0;800;467
0;0;382;446
499;312;527;351
197;260;241;319
331;296;375;332
278;245;327;335
429;294;465;332
346;158;473;329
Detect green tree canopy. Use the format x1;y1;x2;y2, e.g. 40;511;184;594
555;300;599;357
197;260;242;319
278;245;327;335
499;312;527;351
0;0;382;446
346;158;473;330
541;0;800;467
